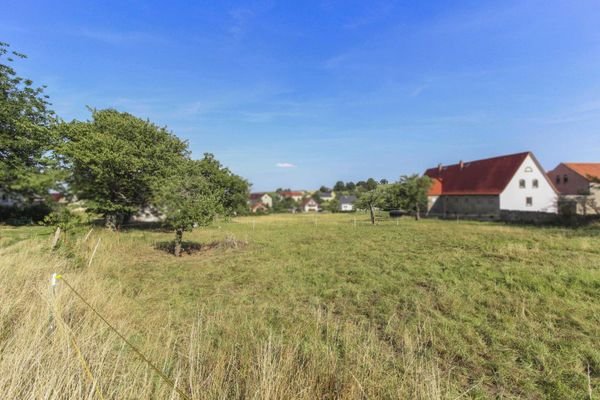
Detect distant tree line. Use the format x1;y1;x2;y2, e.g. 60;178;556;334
0;42;249;255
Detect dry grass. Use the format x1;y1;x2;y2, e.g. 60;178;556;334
0;214;599;399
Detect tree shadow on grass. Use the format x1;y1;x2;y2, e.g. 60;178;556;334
154;240;214;256
120;221;172;232
154;235;248;256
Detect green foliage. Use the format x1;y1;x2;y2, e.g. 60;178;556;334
327;198;340;213
387;175;432;219
156;159;222;255
195;153;249;217
271;195;298;213
0;203;52;225
355;186;387;209
0;42;60;199
333;181;345;192
58;108;189;227
157;159;221;232
311;192;322;204
355;186;388;224
43;206;82;232
364;178;378;191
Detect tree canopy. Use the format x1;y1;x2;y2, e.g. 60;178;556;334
386;175;432;220
59;108;189;228
195;153;249;217
0;42;59;199
355;186;387;224
155;159;221;256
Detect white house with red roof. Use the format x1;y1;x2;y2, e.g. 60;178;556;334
425;152;558;218
300;197;320;212
249;193;273;208
278;191;305;202
547;163;600;214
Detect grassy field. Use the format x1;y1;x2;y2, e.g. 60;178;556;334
1;213;599;399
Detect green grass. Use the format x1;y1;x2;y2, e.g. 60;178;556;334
1;213;599;399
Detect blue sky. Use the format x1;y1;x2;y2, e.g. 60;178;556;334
2;0;600;191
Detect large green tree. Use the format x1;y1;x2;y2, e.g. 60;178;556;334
196;153;249;216
387;175;432;220
156;159;221;256
59;109;189;229
333;181;345;192
0;42;59;199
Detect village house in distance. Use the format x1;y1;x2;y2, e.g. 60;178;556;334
425;152;558;219
547;163;600;214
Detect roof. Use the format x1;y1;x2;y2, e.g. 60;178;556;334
424;152;532;196
279;191;304;197
249;192;269;200
563;163;600;181
318;191;334;197
250;202;268;211
300;198;318;207
339;195;357;204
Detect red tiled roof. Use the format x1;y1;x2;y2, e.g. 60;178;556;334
424;152;531;196
279;191;304;197
251;202;268;211
564;163;600;181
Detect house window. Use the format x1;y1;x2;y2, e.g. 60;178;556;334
526;197;533;207
519;179;526;188
524;167;533;173
556;175;560;184
563;174;569;184
532;179;539;189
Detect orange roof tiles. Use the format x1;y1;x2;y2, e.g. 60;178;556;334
564;163;600;181
424;152;531;196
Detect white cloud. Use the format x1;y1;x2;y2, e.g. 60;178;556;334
276;162;296;168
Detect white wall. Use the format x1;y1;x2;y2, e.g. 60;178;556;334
341;203;354;211
500;155;558;213
261;194;273;208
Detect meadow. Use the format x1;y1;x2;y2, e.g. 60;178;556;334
1;213;599;399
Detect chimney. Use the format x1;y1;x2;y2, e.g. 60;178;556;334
438;163;443;172
459;160;464;170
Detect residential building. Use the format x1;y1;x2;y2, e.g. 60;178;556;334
250;202;269;213
278;191;305;202
249;193;273;208
318;191;335;202
300;198;320;212
547;163;600;214
339;195;357;212
425;152;558;218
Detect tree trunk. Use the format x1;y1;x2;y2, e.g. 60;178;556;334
369;205;375;225
415;204;421;221
105;214;117;231
174;229;183;257
105;213;125;230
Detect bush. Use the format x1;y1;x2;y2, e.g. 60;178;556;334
0;204;53;225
